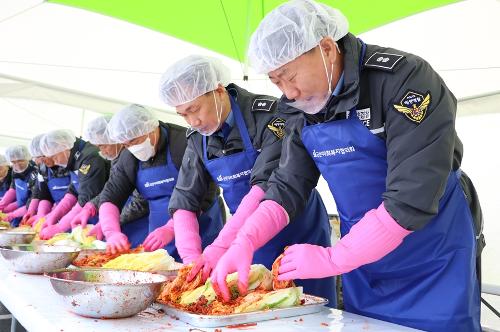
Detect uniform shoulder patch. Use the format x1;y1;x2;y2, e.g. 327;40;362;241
186;127;196;138
267;117;286;139
393;90;431;124
79;163;91;175
365;52;405;71
252;98;276;112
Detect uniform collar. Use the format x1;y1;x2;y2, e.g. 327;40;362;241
332;72;345;97
67;137;83;170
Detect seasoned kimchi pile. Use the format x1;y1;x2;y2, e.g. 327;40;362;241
157;255;301;315
72;247;143;267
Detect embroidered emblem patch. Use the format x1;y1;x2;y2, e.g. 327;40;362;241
393;90;431;124
267;117;286;139
79;163;91;175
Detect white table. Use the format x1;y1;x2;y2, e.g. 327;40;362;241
0;260;420;332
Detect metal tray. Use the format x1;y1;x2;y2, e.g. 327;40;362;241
157;294;328;328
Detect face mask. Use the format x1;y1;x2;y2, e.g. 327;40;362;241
286;43;336;115
127;133;156;161
194;91;223;136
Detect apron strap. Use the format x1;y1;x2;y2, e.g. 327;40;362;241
347;39;367;120
229;94;255;152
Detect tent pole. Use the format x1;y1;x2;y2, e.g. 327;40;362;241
243;0;252;81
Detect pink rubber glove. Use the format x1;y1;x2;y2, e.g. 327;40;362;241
88;222;103;240
6;206;27;222
211;200;289;302
188;185;265;282
39;204;82;240
278;202;413;281
0;188;16;210
70;202;96;229
143;218;175;252
39;223;67;239
173;209;202;264
41;194;77;230
24;199;40;219
36;200;53;217
28;200;53;226
100;202;130;254
3;202;18;213
20;199;40;224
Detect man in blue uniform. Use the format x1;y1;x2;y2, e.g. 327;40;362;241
236;1;483;331
97;105;224;259
159;55;335;305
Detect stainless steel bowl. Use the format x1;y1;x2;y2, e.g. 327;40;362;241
0;244;80;274
0;230;35;246
45;269;168;318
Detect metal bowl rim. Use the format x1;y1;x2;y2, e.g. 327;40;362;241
0;245;81;253
44;268;169;286
0;230;36;235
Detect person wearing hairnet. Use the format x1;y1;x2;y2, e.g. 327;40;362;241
159;55;335;305
0;155;12;199
226;0;482;331
98;104;224;257
38;129;110;239
23;134;72;226
0;146;38;226
70;115;150;246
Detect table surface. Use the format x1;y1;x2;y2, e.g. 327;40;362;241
0;259;421;332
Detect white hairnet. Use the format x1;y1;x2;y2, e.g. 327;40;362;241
29;134;46;157
83;115;116;145
248;0;349;74
39;129;76;157
0;155;9;167
108;104;159;143
6;145;30;162
159;55;231;106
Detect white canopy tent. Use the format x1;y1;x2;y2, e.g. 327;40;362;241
0;0;498;146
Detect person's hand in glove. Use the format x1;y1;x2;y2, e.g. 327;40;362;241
99;202;130;254
39;203;83;240
88;222;103;241
41;194;77;229
211;200;288;302
277;203;412;281
187;186;265;283
70;202;96;229
39;222;67;240
143;219;174;252
5;206;27;223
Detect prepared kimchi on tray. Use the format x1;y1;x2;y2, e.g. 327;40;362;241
157;254;305;315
